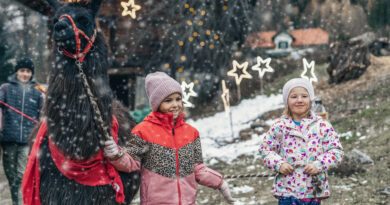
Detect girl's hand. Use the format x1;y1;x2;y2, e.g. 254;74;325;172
219;181;235;204
103;138;120;159
279;163;294;175
304;163;319;175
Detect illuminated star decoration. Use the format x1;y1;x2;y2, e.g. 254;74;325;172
227;60;252;85
181;81;198;108
300;58;318;84
251;56;274;78
121;0;141;19
221;80;230;114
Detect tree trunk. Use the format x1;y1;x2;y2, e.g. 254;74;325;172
327;32;375;84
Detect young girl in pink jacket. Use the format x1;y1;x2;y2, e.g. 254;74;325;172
260;78;343;205
104;72;234;205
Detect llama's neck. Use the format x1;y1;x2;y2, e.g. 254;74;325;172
45;35;112;160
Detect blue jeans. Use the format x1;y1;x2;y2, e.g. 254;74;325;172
278;196;321;205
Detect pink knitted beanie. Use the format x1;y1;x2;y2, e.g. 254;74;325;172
145;72;183;111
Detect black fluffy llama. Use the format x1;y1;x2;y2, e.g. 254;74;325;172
22;0;140;204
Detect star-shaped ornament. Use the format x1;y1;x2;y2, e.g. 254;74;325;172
221;80;230;114
251;56;274;78
121;0;141;19
181;81;198;108
300;58;318;84
227;60;252;85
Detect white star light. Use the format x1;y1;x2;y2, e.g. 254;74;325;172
181;81;198;108
121;0;141;19
300;58;318;84
251;56;274;78
227;60;252;85
220;80;230;114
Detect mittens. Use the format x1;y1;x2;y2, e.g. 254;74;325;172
219;180;235;204
103;138;120;159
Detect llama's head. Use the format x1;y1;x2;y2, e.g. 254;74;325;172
44;0;112;160
47;0;101;54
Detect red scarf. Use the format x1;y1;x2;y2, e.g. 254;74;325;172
22;116;125;204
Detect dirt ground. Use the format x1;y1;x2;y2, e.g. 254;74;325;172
0;157;12;205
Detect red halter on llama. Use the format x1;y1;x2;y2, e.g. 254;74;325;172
22;0;140;204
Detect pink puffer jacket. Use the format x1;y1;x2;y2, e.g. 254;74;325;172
110;111;223;205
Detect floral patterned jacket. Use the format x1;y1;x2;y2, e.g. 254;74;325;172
259;113;343;199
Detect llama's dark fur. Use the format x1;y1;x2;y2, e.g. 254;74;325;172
34;0;140;204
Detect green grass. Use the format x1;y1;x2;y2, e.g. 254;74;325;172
332;102;390;142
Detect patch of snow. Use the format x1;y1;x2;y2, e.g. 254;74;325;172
231;185;254;194
333;185;352;191
188;94;283;162
359;136;367;140
339;131;353;140
246;165;256;171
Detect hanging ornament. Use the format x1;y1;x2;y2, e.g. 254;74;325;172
121;0;141;19
300;58;318;84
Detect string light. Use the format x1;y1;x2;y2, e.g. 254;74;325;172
227;60;252;85
301;58;318;84
121;0;141;19
181;81;198;108
251;57;274;78
221;80;230;114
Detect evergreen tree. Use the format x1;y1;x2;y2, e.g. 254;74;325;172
368;0;390;36
0;20;15;84
125;0;258;76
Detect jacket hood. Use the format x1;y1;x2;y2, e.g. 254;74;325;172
8;73;36;85
144;111;185;129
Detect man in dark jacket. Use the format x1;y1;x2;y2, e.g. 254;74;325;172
0;57;44;205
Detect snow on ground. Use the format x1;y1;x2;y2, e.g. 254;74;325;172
188;94;283;163
231;185;255;194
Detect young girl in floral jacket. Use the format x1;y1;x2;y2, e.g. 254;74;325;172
259;78;343;205
103;72;234;205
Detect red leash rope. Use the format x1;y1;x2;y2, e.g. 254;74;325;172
0;100;39;124
59;14;96;63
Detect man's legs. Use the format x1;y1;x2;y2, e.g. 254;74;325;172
1;142;29;205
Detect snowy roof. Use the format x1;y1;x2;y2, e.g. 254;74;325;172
244;28;329;49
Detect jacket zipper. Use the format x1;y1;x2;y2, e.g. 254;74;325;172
20;85;26;142
172;128;182;205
